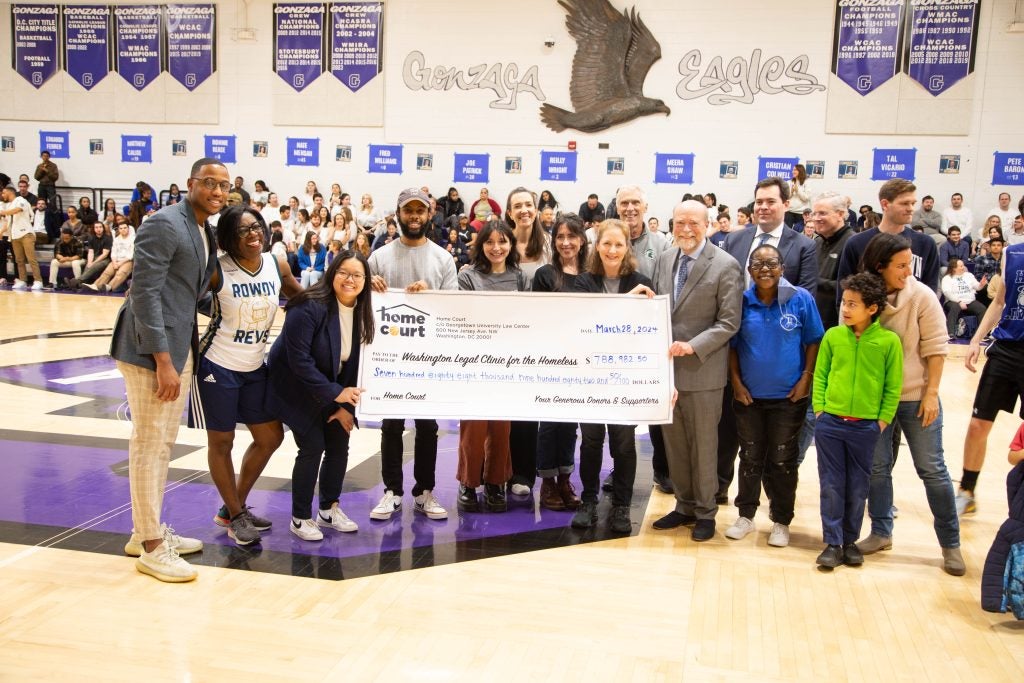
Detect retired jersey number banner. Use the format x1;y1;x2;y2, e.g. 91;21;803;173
357;291;674;425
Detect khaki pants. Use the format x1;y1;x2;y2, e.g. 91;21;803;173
11;233;40;283
94;260;133;290
117;355;193;541
48;258;84;285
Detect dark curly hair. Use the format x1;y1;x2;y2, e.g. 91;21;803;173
840;272;888;321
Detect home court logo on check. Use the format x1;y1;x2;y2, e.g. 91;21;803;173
377;304;431;337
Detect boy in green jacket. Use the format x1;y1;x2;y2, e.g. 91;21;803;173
813;272;903;569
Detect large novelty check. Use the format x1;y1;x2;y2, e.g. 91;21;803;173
356;290;674;425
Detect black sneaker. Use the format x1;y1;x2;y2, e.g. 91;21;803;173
601;471;614;492
652;472;674;494
842;543;864;566
816;544;843;569
484;483;507;512
458;485;479;512
571;501;598;529
608;505;632;534
228;514;261;546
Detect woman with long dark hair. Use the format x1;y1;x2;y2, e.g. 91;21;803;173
532;213;587;510
571;219;655;534
857;233;964;575
456;222;528;512
786;164;811;228
190;205;302;545
299;229;326;288
537;189;559;213
439;186;465;221
267;249;376;541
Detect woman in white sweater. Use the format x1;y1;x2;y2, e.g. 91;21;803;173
857;233;963;576
940;257;988;337
84;221;134;292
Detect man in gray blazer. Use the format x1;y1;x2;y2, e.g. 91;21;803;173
110;157;225;582
651;200;743;541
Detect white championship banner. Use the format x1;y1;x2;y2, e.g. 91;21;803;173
356;290;674;425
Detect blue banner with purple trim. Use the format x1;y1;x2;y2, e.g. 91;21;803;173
39;130;69;158
871;148;916;180
453;154;489;184
273;3;325;92
204;135;236;163
993;153;1024;186
832;0;904;95
62;5;111;91
540;151;577;182
115;5;162;91
654;153;694;184
905;0;981;96
286;138;320;166
757;157;799;182
368;144;402;173
329;1;382;92
11;4;60;88
121;135;152;163
165;4;216;91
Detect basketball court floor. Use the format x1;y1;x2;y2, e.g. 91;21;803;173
0;289;1021;681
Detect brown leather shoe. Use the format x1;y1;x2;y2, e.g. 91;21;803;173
557;473;580;510
539;477;565;511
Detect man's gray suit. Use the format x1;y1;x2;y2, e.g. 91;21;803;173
652;242;743;520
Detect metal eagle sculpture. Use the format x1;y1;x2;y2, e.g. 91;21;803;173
540;0;670;133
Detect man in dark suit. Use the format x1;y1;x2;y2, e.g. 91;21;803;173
110;157;224;582
650;200;743;541
716;177;818;501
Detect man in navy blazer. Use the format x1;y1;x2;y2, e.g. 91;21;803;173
110;158;224;582
716;177;818;502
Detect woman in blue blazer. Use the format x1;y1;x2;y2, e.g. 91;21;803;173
267;249;375;541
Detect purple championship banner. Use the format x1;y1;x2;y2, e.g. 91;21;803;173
11;4;60;88
62;5;111;91
273;3;326;92
329;1;382;92
114;5;162;91
832;0;905;96
165;4;216;91
904;0;981;96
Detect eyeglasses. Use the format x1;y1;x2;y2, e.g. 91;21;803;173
236;222;262;237
191;177;232;193
749;259;781;270
336;270;365;282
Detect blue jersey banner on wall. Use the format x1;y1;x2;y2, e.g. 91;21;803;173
832;0;905;96
540;151;577;182
654;153;694;184
166;4;216;92
757;157;799;182
39;131;69;158
368;144;402;174
121;135;153;163
62;5;111;91
904;1;981;96
114;5;162;91
329;1;383;92
871;148;916;180
11;4;60;88
992;153;1024;186
286;138;320;166
454;154;489;184
273;4;325;92
204;135;236;164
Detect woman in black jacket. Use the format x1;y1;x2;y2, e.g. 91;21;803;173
267;250;375;541
571;219;654;534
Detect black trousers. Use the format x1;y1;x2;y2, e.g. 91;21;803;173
579;423;636;506
509;420;538;486
380;418;437;496
733;397;806;525
716;384;740;495
291;411;351;519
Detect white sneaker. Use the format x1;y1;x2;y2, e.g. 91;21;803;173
767;523;790;547
370;490;402;520
317;504;358;533
30;281;43;291
11;280;27;290
124;523;203;557
725;516;755;540
414;490;448;520
135;541;197;582
509;483;531;496
290;517;324;541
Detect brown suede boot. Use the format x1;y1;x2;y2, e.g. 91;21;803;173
539;477;565;511
557;473;580;510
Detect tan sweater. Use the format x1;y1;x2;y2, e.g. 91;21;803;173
879;275;948;401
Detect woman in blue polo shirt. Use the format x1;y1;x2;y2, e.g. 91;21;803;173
725;244;824;548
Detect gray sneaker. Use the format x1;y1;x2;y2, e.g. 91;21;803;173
228;514;261;546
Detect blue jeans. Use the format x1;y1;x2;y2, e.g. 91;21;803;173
815;413;878;546
867;400;960;548
796;404;815;465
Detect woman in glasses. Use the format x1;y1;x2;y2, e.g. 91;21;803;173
189;205;301;545
267;249;375;541
725;243;823;548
